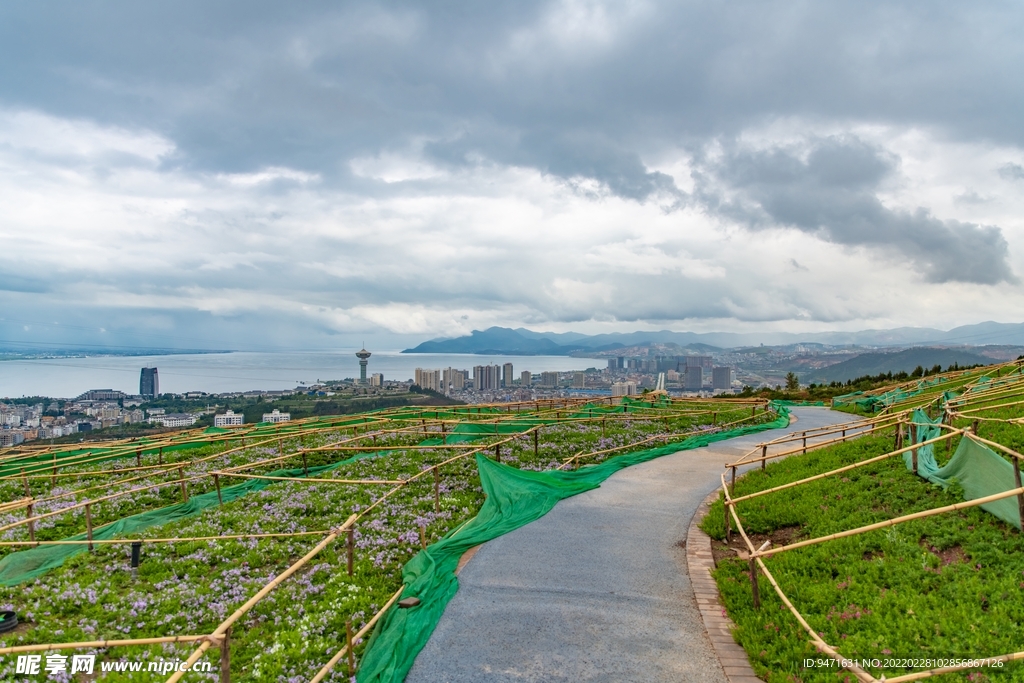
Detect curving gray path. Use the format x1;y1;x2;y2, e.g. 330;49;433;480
406;408;861;683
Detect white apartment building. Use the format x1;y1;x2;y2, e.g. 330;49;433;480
262;409;290;423
214;410;245;427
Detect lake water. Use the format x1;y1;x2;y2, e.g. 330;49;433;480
0;352;603;398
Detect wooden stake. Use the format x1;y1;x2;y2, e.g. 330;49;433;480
85;503;94;551
1015;463;1024;532
761;444;767;471
972;419;980;436
21;468;30;498
158;447;163;464
713;411;718;425
178;466;188;503
724;500;731;541
534;429;539;457
433;466;440;514
219;628;231;683
419;525;427;549
347;527;355;576
26;504;35;543
345;620;356;674
730;466;737;494
494;443;501;463
136;448;141;467
214;474;223;506
301;452;308;476
802;434;807;454
51;453;57;486
910;423;918;473
749;558;761;609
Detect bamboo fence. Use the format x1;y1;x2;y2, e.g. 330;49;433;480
716;383;1024;682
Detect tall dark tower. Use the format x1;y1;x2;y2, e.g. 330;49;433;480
140;367;159;398
355;346;371;384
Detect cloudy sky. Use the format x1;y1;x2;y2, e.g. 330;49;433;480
2;1;1024;352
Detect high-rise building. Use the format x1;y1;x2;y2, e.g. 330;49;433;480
572;372;586;388
712;367;733;392
139;367;159;398
443;368;467;392
685;355;714;371
607;358;619;371
415;368;442;392
473;365;501;390
370;373;384;387
355;347;372;384
521;370;532;386
503;362;515;387
611;381;637;397
684;366;703;391
540;371;558;388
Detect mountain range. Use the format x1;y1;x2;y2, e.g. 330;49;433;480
402;322;1024;355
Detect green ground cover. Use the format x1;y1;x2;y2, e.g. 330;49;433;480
1;400;767;681
701;420;1024;682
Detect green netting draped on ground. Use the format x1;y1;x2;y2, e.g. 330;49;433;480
356;407;791;683
833;376;949;413
906;409;1022;530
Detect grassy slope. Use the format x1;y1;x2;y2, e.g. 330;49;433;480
700;428;1024;683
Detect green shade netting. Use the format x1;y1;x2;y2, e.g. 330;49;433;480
0;450;388;587
356;406;791;683
906;409;1022;530
0;400;698;584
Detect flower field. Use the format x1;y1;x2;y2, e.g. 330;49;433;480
0;397;772;681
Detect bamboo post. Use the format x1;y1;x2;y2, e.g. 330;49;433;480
26;504;35;543
419;525;427;549
433;467;440;514
1015;464;1024;531
601;419;606;437
347;527;355;576
177;465;188;502
802;433;807;454
214;474;223;506
345;621;356;675
219;628;231;683
51;453;57;485
749;558;761;609
910;423;918;473
730;466;737;493
136;448;141;467
761;445;767;471
302;452;308;476
21;468;30;497
158;447;163;464
751;406;756;417
724;500;731;541
278;438;284;456
85;503;93;551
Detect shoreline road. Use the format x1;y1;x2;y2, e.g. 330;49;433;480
406;407;862;683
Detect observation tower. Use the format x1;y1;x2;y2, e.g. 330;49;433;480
356;346;371;384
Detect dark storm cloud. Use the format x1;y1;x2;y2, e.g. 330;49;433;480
1;1;1023;197
698;136;1016;284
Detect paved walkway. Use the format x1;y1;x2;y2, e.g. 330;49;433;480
406;408;860;683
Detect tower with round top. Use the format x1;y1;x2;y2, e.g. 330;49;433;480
355;346;371;384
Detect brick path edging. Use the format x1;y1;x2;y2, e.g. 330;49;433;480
686;487;762;683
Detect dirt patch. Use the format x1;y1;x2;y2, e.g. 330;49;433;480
920;539;969;568
711;526;801;566
863;550;884;561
